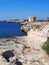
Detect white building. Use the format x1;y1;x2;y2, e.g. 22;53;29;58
29;16;36;22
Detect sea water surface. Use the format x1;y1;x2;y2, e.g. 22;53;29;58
0;21;26;38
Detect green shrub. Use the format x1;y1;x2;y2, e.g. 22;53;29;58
42;39;49;54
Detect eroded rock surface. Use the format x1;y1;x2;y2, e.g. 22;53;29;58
0;37;49;65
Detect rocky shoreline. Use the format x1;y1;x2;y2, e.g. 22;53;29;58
0;22;49;65
0;36;49;65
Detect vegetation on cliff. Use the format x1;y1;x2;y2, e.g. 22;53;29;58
42;38;49;54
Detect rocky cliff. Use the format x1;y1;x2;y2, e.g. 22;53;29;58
0;36;49;65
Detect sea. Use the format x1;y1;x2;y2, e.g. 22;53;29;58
0;21;26;38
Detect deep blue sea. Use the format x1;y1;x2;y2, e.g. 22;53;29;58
0;21;26;38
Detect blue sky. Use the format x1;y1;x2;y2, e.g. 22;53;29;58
0;0;49;20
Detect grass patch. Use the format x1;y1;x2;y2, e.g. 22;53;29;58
33;25;41;29
42;39;49;54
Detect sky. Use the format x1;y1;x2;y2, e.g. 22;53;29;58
0;0;49;20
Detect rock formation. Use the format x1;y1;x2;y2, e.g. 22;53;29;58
0;23;49;65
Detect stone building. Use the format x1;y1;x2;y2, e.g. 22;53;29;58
29;16;36;22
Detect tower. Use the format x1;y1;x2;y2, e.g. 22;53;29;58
29;15;36;22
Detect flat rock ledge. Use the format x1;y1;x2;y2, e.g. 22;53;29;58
0;37;49;65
